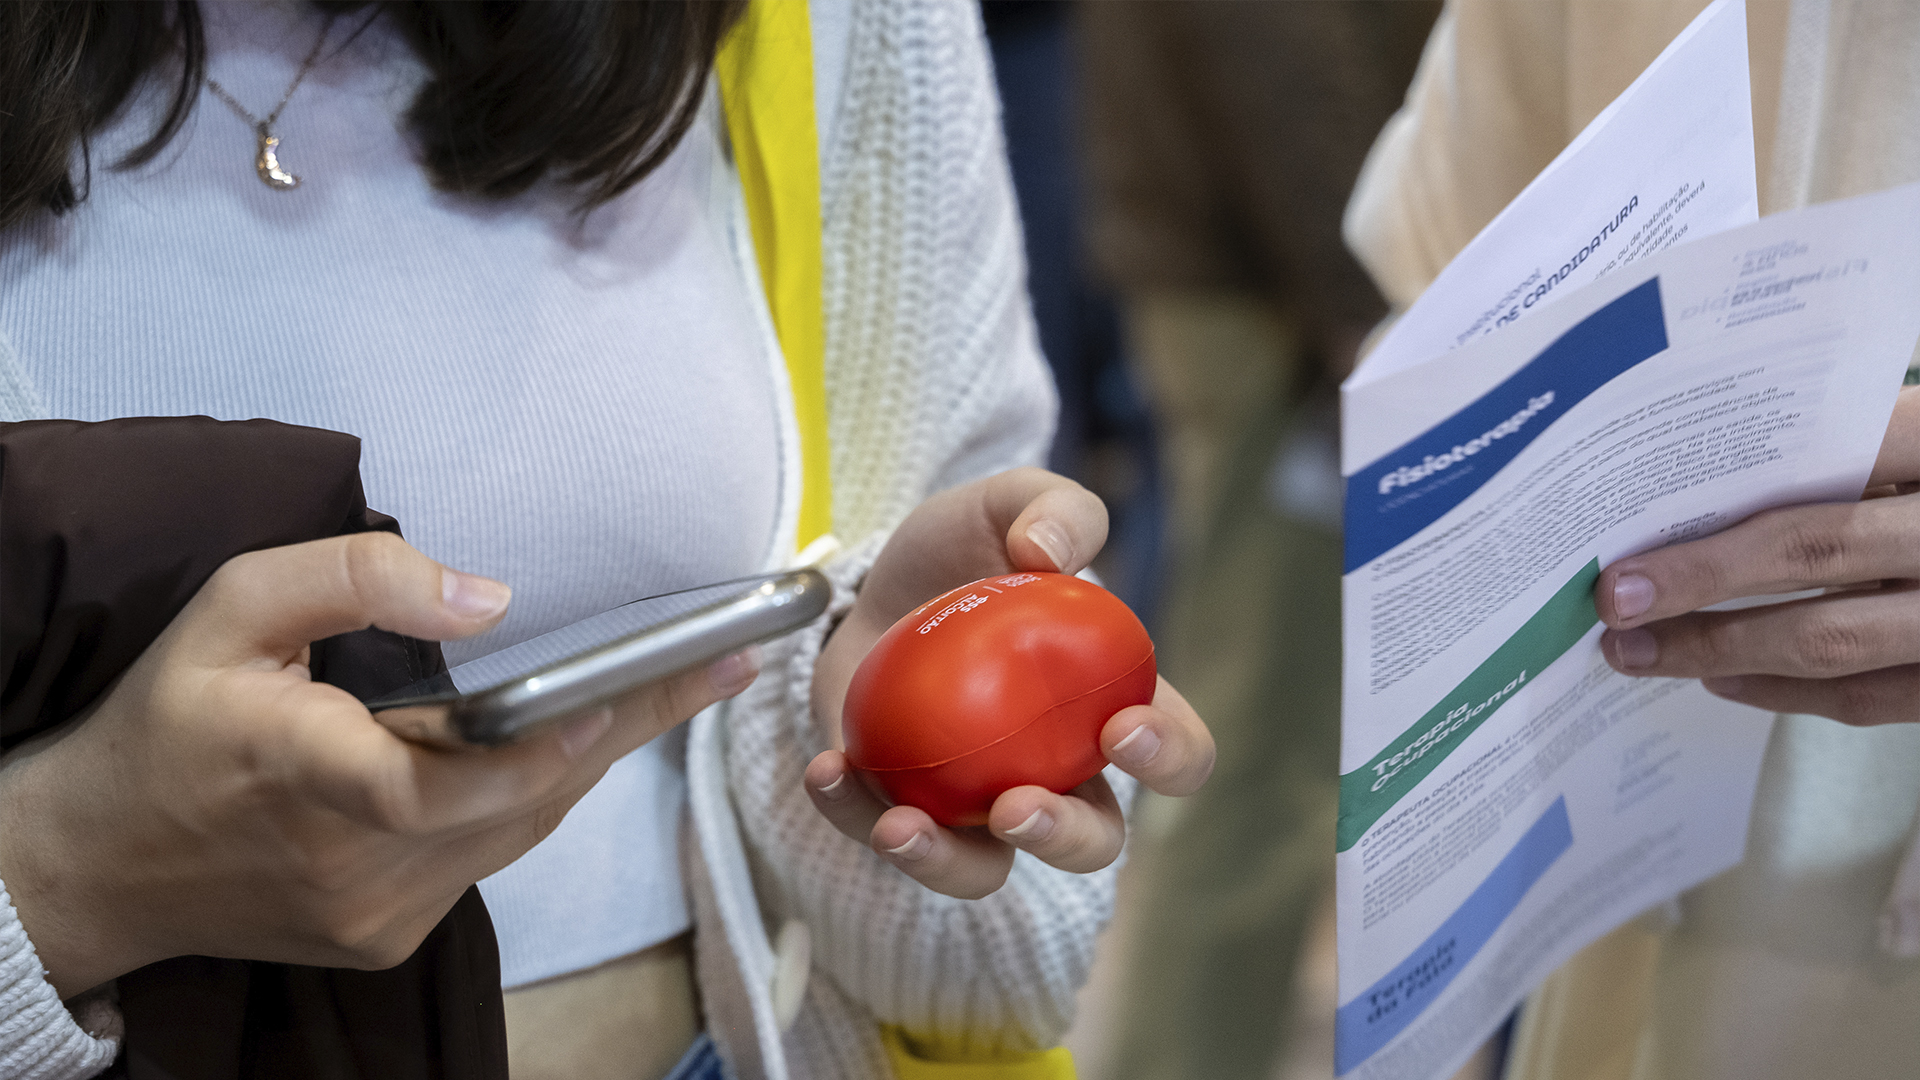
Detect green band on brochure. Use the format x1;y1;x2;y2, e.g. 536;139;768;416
1336;560;1600;852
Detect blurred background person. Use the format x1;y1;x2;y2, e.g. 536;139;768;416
981;0;1163;625
1070;4;1436;1078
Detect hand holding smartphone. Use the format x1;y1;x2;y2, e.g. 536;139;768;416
369;569;831;746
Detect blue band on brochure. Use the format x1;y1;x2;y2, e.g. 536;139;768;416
1334;797;1575;1074
1344;279;1669;572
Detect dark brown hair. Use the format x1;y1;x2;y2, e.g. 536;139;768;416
0;0;745;234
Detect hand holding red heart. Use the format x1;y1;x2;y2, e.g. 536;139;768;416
807;468;1215;899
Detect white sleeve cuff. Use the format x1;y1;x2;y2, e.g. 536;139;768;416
0;882;120;1080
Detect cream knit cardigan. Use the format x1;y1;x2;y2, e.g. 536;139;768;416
0;1;1118;1077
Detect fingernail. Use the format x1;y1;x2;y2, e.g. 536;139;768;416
816;771;852;801
442;569;510;618
1613;574;1656;621
559;708;612;760
885;832;932;861
708;646;761;696
1025;520;1073;572
1003;809;1054;843
1110;725;1161;769
1613;628;1658;669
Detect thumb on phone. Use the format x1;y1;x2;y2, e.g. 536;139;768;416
179;532;509;668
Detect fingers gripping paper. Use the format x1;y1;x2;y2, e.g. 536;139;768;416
1336;2;1920;1076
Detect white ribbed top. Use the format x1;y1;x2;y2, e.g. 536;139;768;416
0;0;782;987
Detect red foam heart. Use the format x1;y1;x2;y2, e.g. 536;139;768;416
843;571;1156;827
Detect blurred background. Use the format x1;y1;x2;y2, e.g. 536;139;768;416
974;2;1454;1077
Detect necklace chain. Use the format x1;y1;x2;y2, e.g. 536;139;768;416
204;12;339;134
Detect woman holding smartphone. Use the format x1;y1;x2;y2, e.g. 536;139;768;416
0;2;1214;1077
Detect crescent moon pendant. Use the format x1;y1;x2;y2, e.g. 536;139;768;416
255;131;301;190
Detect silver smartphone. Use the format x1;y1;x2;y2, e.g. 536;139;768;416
368;569;831;746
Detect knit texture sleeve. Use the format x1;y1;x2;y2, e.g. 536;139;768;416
816;0;1056;547
0;884;120;1080
724;0;1123;1063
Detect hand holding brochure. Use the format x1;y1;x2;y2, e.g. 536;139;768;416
1334;2;1920;1075
1339;180;1920;1080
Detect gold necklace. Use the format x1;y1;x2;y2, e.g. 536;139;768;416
203;12;339;190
